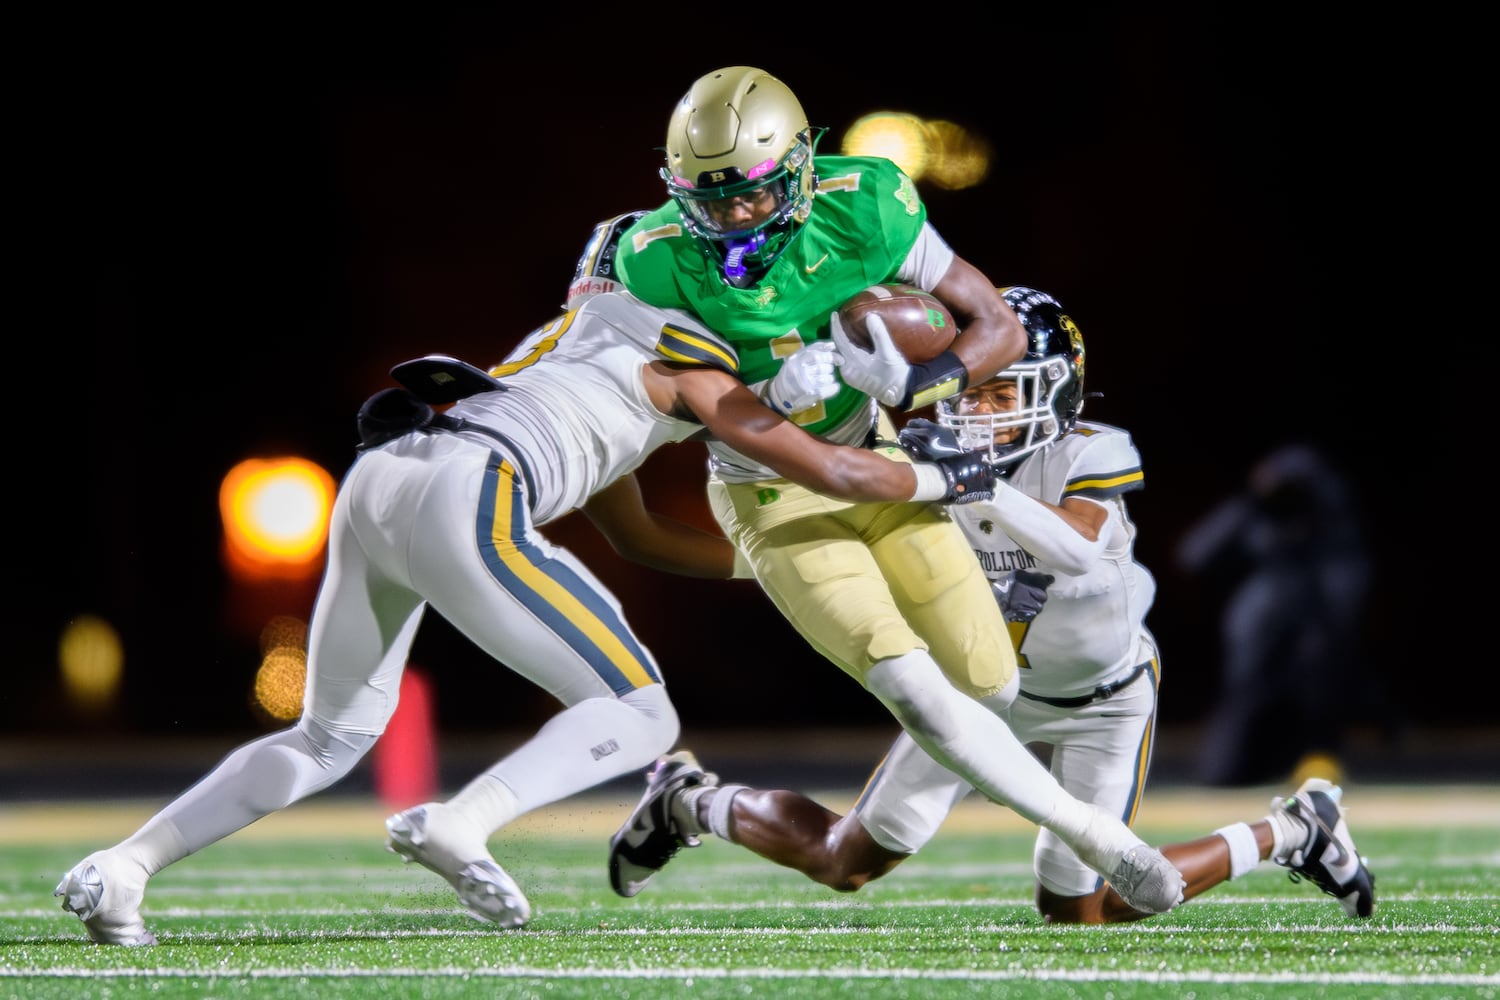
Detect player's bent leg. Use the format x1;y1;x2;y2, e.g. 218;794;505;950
1041;835;1238;924
724;790;908;892
56;717;381;945
865;652;1184;914
459;685;679;829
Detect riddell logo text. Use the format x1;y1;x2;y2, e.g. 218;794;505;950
590;739;621;760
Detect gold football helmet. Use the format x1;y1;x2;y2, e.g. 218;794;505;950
661;66;822;285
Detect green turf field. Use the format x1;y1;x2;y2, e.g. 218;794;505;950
3;788;1496;999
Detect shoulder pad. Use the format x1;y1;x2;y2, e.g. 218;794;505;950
655;312;739;374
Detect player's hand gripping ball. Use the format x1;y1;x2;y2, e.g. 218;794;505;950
836;284;957;363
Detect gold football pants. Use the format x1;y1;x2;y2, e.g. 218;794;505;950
707;434;1014;700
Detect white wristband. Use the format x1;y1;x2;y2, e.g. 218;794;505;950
1214;822;1262;879
909;463;950;502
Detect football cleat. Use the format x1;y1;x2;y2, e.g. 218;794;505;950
1067;801;1185;915
385;803;532;929
1271;777;1376;917
54;852;157;946
1107;845;1186;915
608;750;718;898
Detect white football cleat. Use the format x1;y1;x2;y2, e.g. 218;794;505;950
385;802;531;929
55;851;157;946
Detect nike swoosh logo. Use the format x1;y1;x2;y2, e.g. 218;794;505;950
805;253;829;274
1321;820;1350;866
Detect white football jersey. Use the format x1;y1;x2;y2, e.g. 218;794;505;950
447;292;732;525
946;420;1156;698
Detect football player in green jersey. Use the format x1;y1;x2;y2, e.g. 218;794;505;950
608;68;1186;915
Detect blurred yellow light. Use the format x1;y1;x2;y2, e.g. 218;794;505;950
259;613;309;656
221;457;335;570
840;112;991;192
59;614;124;711
254;647;307;722
841;112;931;180
921;119;992;191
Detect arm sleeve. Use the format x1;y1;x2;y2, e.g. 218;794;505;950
979;480;1107;576
893;223;956;290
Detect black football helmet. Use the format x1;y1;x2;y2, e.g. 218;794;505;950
565;210;649;310
936;286;1087;467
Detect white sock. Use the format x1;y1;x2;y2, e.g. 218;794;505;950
473;687;678;821
115;815;190;878
1214;822;1262;879
675;784;714;837
447;774;522;838
676;783;747;839
1265;803;1309;864
705;785;747;840
1042;795;1140;873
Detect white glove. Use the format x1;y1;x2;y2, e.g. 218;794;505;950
829;309;912;407
762;341;841;414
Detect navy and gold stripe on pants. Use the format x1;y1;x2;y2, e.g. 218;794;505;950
473;453;661;695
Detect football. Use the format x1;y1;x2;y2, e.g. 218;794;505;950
837;284;957;363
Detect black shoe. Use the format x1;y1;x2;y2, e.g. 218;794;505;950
607;750;717;898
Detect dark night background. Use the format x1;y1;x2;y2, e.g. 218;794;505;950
13;10;1480;764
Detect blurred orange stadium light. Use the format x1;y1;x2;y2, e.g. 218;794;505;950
220;457;336;581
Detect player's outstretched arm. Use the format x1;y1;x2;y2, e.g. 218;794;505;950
662;362;968;504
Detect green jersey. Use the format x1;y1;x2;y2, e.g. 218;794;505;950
616;155;928;443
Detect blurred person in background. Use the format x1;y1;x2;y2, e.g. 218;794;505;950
1176;442;1373;787
609;287;1375;922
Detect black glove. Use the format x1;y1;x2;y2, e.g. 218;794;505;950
898;418;996;504
993;569;1055;622
897;418;965;461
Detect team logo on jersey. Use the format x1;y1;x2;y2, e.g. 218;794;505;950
894;175;921;215
754;285;777;308
978;520;995;535
755;487;781;507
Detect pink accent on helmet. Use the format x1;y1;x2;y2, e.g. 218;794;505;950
745;158;776;180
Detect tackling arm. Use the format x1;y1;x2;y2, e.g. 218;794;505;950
978;483;1109;577
659;362;945;504
930;256;1027;387
580;474;746;579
